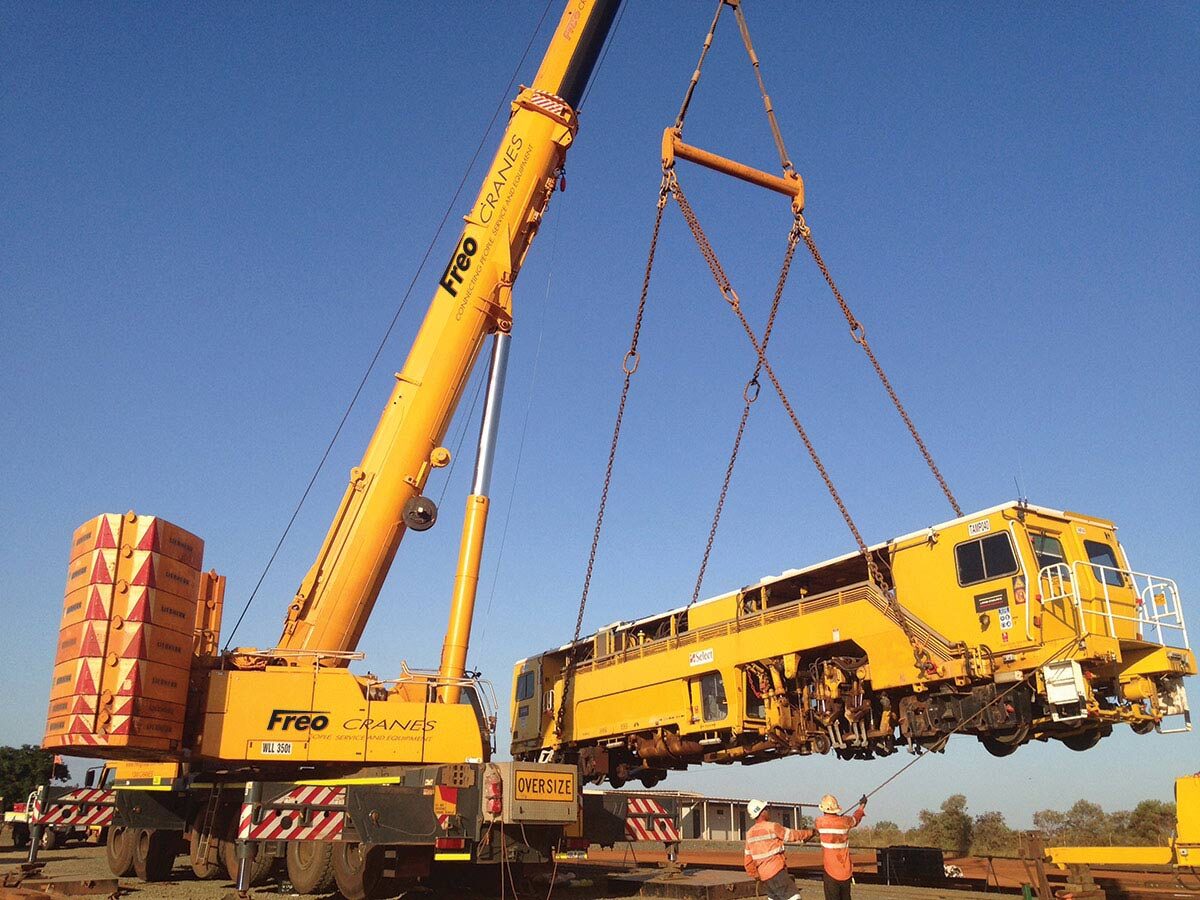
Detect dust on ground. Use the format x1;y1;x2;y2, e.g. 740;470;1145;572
2;841;1012;900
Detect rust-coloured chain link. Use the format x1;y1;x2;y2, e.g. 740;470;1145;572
689;215;804;606
555;173;674;739
671;179;932;674
796;216;961;517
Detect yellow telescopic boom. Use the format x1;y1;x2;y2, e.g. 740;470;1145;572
277;1;621;660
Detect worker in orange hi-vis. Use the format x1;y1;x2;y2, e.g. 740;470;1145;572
814;793;867;900
742;799;815;900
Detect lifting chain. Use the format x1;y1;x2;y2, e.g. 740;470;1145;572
555;173;674;739
671;178;932;675
689;215;803;606
796;216;962;517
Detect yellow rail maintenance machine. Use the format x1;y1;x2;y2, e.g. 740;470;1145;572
514;504;1193;788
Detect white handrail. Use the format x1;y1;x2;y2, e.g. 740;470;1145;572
1038;561;1190;649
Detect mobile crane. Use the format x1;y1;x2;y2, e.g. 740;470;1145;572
34;2;625;896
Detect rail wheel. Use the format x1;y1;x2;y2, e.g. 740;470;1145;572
222;839;274;885
1131;719;1156;735
331;842;383;900
188;827;222;880
105;825;135;876
133;828;177;882
1061;728;1102;752
287;840;336;895
980;725;1029;757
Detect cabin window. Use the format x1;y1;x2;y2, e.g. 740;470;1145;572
954;533;1018;586
701;672;727;722
1084;540;1125;587
1030;532;1068;574
515;671;536;702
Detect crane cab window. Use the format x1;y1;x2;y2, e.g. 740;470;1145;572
1084;540;1125;587
700;672;727;722
954;533;1018;586
1030;532;1068;573
515;671;536;702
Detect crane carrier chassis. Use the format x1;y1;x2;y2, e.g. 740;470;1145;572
513;502;1193;787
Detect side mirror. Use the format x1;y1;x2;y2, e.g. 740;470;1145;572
84;768;97;788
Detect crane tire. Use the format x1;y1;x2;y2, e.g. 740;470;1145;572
222;839;274;886
105;825;135;876
286;841;336;895
39;829;59;851
188;827;222;880
331;842;383;900
133;829;176;882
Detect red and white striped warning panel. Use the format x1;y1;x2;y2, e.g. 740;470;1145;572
625;816;680;843
238;787;346;841
276;786;346;807
35;788;115;827
626;796;669;816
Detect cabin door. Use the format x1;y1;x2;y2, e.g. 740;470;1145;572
513;661;542;744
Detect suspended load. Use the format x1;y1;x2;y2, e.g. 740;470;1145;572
513;503;1194;787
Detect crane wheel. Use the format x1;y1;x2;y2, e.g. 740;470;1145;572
287;840;336;894
331;842;383;900
133;829;177;882
188;828;222;880
1131;719;1156;735
222;839;274;886
39;828;60;851
105;825;135;876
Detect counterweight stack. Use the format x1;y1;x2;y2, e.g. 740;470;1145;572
43;511;224;759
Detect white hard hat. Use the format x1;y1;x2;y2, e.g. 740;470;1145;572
819;794;842;815
747;799;767;819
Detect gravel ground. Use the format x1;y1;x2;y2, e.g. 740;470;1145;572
1;841;1010;900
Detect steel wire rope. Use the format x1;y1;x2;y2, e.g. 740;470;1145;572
222;1;559;649
856;635;1083;806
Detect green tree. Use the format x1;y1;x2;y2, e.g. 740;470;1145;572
1126;800;1175;846
913;794;973;854
970;810;1016;856
872;820;904;846
0;746;69;810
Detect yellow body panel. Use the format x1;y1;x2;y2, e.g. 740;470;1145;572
199;667;484;765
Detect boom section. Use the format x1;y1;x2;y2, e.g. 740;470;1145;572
278;0;621;658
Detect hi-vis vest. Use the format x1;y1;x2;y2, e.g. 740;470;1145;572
743;820;813;882
814;809;865;881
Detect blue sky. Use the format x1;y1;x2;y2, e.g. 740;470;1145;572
2;2;1197;828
